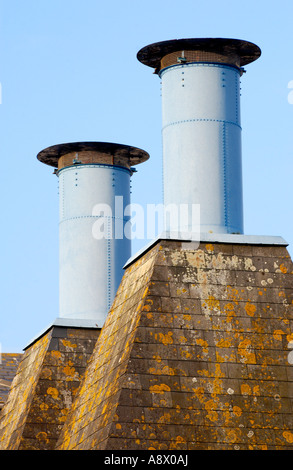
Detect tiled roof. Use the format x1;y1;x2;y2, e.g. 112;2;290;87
55;240;293;450
1;240;293;450
0;354;23;409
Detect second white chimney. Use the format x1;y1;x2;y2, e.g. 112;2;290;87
137;38;261;236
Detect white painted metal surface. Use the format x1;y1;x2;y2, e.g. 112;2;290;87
160;62;243;235
58;164;131;325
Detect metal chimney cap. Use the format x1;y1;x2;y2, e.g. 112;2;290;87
37;141;150;168
137;37;261;69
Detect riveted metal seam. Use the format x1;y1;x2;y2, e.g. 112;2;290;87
58;163;132;176
159;61;241;78
107;219;112;311
235;69;240;125
222;121;228;229
59;215;128;223
162;118;242;132
60;172;65;221
162;139;165;208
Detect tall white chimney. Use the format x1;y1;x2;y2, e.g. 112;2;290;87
137;38;261;235
37;142;149;327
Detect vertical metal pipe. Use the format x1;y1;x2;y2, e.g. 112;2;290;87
58;164;131;323
37;142;149;326
137;38;261;236
161;62;242;234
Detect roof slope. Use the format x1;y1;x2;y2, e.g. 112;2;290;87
0;327;99;450
0;354;23;410
56;239;293;450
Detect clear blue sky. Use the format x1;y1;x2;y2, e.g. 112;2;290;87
1;0;292;352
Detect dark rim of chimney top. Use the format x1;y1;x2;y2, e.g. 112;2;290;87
37;142;150;168
137;37;261;71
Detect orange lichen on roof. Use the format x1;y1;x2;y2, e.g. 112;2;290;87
2;240;292;451
53;240;293;450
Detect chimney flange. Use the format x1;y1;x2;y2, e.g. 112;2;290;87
137;38;261;74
